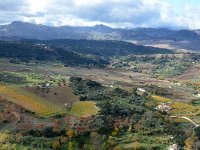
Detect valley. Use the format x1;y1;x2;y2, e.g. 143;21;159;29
0;24;200;150
2;0;200;148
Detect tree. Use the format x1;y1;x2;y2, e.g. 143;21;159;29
113;146;122;150
67;129;74;139
67;141;74;150
111;127;119;136
131;142;141;150
60;136;68;145
195;127;200;140
90;132;104;150
52;140;61;150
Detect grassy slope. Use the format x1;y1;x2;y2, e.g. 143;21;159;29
69;101;99;117
0;85;66;116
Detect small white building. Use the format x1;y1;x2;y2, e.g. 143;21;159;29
168;144;179;150
136;88;148;96
156;103;171;113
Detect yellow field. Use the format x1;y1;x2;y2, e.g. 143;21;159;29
171;102;200;116
152;95;200;124
151;95;172;103
0;85;66;116
69;101;99;117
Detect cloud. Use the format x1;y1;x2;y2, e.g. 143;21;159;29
0;0;200;29
0;0;29;24
0;0;28;11
174;6;200;29
23;0;169;28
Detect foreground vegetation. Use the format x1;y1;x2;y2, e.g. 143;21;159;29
1;69;200;149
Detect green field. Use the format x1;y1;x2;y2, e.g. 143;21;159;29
69;101;99;117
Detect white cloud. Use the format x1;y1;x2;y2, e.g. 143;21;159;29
26;0;48;14
0;0;200;29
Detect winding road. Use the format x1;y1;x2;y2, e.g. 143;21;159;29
171;116;199;128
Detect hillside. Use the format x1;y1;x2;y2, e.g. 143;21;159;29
25;39;173;57
0;41;108;67
111;53;200;78
0;40;173;68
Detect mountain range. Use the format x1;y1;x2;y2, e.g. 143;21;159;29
1;21;200;51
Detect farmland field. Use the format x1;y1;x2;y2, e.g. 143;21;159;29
0;85;66;116
69;101;99;117
23;85;79;107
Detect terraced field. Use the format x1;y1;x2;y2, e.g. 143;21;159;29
0;85;66;116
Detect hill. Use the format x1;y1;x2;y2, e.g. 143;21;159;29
25;39;173;58
0;41;108;67
0;40;173;67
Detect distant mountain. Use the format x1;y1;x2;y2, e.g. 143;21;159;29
0;21;77;40
194;29;200;35
0;21;200;41
0;21;119;40
1;21;200;51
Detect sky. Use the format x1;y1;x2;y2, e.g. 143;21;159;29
0;0;200;29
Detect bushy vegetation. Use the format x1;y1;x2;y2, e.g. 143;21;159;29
70;77;103;95
192;99;200;106
195;127;200;140
68;77;193;149
0;72;26;83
